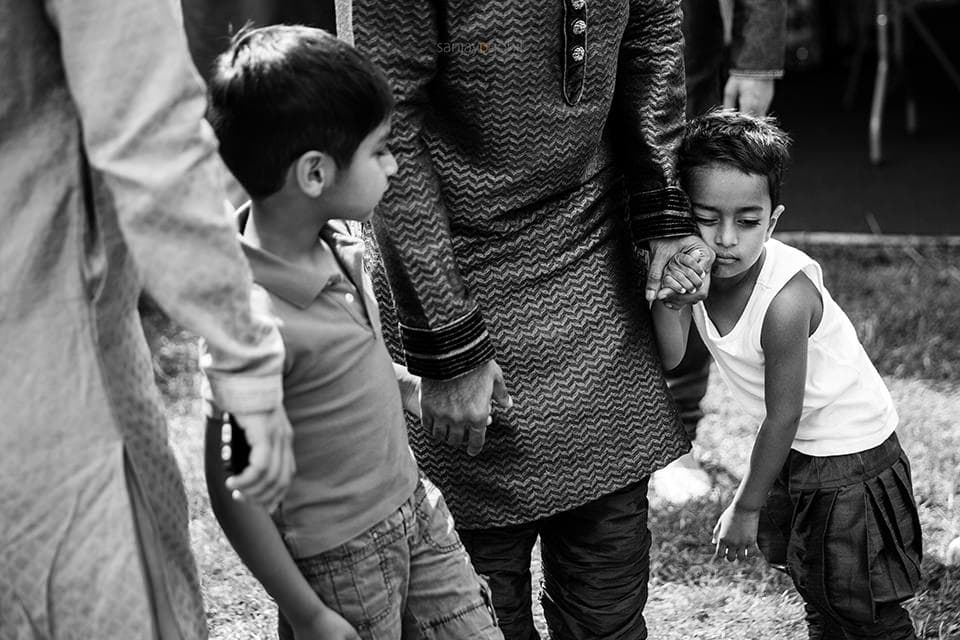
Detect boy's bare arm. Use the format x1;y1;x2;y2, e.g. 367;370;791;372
714;273;819;560
651;250;707;369
651;302;692;371
203;420;360;639
393;363;422;417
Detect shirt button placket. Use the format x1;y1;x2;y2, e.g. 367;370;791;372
562;0;588;104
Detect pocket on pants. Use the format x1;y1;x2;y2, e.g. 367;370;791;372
418;574;502;640
418;478;466;554
408;479;503;639
294;529;400;634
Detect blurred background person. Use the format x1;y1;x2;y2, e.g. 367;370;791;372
0;1;293;637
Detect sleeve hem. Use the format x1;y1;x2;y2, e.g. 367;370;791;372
205;372;284;414
627;187;698;242
400;307;497;379
728;69;785;79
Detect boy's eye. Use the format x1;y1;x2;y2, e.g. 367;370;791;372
694;216;718;226
738;219;762;227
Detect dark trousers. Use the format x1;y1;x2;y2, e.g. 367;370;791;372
758;434;921;640
459;480;651;640
803;602;916;640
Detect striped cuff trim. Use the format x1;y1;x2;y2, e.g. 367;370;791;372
628;187;697;241
405;341;497;380
400;307;496;379
729;69;785;79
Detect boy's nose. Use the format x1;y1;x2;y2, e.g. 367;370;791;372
717;223;737;246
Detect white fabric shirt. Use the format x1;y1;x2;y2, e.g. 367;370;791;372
692;239;897;456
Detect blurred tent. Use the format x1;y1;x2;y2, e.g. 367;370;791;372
775;0;960;235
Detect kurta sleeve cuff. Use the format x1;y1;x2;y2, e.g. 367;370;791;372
627;186;697;242
729;69;785;79
204;371;284;415
400;306;496;380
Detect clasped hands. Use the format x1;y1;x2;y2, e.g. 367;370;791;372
646;236;715;308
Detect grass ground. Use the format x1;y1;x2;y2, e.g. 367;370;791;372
144;240;960;639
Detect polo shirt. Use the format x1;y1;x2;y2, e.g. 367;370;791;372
239;208;419;558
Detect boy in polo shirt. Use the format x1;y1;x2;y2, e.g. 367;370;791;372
202;25;503;640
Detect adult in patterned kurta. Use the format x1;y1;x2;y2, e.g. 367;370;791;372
0;1;294;637
339;1;713;638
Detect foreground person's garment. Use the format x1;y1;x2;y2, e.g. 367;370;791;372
0;1;283;637
340;0;694;530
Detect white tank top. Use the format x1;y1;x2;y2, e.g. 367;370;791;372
692;239;897;456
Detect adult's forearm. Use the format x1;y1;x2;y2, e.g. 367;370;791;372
49;0;285;411
344;0;496;379
616;0;697;242
730;0;787;75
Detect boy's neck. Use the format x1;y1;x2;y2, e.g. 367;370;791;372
710;248;767;296
703;249;767;335
245;193;334;262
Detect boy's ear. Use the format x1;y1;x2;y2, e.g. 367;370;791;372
294;151;336;197
767;204;786;240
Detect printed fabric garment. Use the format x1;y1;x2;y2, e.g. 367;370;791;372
338;0;694;528
0;1;284;638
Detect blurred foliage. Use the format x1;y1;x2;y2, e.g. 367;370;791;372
795;242;960;383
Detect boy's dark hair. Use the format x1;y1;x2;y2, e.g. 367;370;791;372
679;109;792;206
207;25;394;198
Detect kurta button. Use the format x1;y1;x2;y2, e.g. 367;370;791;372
571;46;585;62
345;292;355;304
570;0;585;9
572;20;587;35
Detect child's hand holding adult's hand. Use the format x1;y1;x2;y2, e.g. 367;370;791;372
226;406;296;511
658;249;712;310
712;503;759;562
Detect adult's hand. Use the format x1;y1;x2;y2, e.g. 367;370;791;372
723;76;775;117
646;236;715;303
421;359;512;456
225;406;296;511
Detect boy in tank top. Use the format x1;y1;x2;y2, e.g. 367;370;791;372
651;109;922;639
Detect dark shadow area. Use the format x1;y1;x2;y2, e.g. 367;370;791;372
773;1;960;235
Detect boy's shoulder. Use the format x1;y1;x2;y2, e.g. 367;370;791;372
761;240;823;340
763;238;823;287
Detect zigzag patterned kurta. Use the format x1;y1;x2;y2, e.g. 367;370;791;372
340;0;694;529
